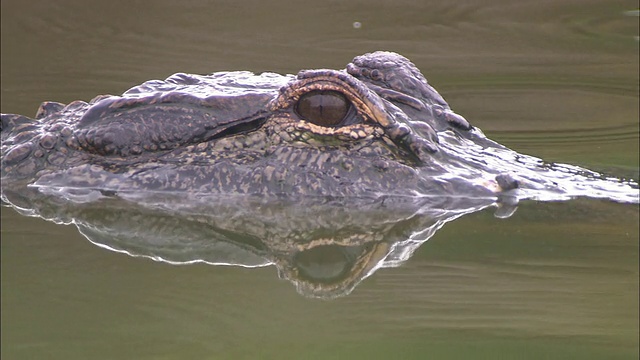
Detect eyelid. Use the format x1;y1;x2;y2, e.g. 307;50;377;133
275;70;386;130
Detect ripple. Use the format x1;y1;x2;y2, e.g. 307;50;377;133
495;124;638;146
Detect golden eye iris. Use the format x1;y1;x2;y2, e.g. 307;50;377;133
295;90;350;127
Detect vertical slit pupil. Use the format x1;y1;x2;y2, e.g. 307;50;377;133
295;90;350;127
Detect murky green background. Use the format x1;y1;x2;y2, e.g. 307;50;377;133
1;0;638;359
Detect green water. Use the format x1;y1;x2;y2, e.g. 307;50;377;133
1;0;638;359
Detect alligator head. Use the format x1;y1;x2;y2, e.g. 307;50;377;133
1;51;636;204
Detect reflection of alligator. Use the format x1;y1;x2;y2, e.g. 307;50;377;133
1;52;638;298
2;186;500;298
2;51;636;201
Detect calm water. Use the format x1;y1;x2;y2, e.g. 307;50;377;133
1;0;638;359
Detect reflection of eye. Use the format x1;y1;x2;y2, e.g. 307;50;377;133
295;90;351;127
294;245;351;283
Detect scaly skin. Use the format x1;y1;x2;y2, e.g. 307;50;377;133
1;52;515;197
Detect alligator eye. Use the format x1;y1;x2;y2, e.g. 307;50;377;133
295;90;350;127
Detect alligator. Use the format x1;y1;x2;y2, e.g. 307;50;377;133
1;51;637;298
1;51;637;203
